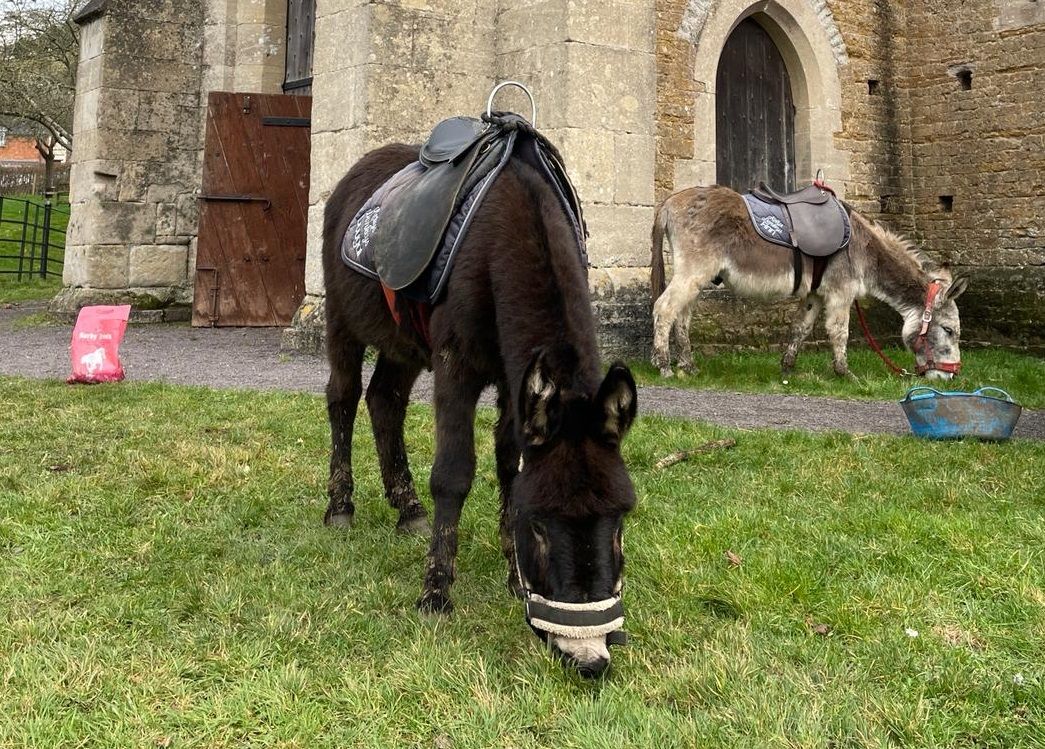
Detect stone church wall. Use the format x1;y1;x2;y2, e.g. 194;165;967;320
903;0;1044;349
61;0;1043;354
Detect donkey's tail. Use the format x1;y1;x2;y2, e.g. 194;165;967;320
650;202;670;301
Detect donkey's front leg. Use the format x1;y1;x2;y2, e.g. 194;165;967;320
781;296;823;375
417;369;483;615
824;300;853;377
324;341;366;527
493;386;523;598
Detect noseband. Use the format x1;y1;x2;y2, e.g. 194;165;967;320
913;280;961;376
513;532;628;646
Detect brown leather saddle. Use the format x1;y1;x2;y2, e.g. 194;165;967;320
743;179;851;294
750;181;848;257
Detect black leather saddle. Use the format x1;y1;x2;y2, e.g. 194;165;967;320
341;111;586;308
750;181;846;257
373;117;506;290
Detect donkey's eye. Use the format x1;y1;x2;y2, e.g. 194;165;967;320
942;326;955;336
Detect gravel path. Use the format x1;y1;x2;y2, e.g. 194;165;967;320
2;304;1041;440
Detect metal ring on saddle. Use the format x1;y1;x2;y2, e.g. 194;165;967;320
487;81;537;127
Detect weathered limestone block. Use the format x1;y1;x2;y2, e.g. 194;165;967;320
107;16;200;62
156;203;178;237
65;245;130;289
497;1;567;53
50;285;187;322
313;8;371;74
588;267;652;360
565;0;656;52
563;44;655;134
309;128;366;203
175;193;199;237
281;293;327;355
129;244;189;287
304;204;327;297
585;204;655;268
311;65;368;133
102;58;202;94
68;202;156;246
364;67;496;137
613;132;656;205
494;45;569;126
545;128;616;204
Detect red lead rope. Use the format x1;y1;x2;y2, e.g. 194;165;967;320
853;299;910;377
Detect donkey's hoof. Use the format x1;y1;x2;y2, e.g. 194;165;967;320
658;366;674;378
397;513;431;537
417;590;454;615
324;510;354;528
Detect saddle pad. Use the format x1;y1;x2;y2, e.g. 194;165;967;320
742;192;851;256
341;127;587;307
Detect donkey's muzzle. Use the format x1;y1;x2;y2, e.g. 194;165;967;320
524;593;625;642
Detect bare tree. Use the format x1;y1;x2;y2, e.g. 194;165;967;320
0;0;79;158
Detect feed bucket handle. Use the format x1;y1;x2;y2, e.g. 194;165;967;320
973;386;1014;402
902;386;943;401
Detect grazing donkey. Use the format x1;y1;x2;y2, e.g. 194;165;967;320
322;127;638;678
650;185;968;380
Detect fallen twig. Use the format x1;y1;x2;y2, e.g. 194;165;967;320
654;438;737;469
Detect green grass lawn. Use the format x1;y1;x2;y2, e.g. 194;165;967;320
1;378;1042;747
631;346;1045;409
0;194;69;303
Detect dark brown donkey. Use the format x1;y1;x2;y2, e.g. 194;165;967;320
322;143;639;678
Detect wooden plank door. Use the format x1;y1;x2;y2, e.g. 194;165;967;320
715;18;796;193
192;92;311;327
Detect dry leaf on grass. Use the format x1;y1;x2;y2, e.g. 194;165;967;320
655;438;737;469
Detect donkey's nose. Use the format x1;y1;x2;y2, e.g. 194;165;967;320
576;656;610;679
552;635;611;678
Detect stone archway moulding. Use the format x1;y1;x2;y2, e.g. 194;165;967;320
674;0;849;196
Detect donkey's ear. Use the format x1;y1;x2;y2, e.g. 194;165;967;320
519;348;564;447
595;362;637;444
944;275;969;302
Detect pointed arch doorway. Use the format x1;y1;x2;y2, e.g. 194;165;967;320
715;17;796;193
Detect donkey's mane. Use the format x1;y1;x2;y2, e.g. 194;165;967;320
863;216;939;274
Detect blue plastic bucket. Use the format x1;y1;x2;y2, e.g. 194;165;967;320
900;386;1023;441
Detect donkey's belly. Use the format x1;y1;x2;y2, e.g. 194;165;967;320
721;265;797;300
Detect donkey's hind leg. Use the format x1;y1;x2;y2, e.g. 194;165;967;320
652;280;692;377
366;353;429;535
324;338;366;528
781;295;823;375
672;305;696;374
653;257;718;377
